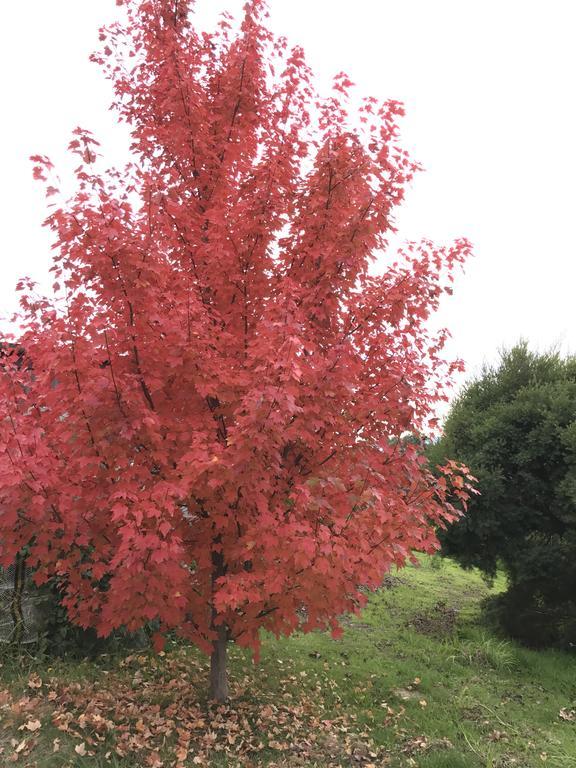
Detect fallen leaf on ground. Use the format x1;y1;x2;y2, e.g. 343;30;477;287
21;718;41;732
14;740;27;754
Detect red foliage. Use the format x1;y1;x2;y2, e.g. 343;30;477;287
0;0;472;655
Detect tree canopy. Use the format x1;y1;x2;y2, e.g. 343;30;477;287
0;0;471;697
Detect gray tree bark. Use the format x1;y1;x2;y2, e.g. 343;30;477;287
209;623;229;702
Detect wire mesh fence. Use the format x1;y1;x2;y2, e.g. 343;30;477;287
0;557;47;644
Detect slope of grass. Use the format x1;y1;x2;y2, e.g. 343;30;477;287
0;556;574;767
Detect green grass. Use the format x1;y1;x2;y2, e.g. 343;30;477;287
1;557;575;767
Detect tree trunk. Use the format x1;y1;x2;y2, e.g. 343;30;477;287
10;552;26;647
209;623;229;702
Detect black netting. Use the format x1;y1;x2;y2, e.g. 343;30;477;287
0;562;47;644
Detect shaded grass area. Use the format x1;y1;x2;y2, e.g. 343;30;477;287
0;556;575;767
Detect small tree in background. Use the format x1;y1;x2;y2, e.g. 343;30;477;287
0;0;471;699
432;343;576;649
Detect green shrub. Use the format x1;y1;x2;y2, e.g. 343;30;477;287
430;344;576;650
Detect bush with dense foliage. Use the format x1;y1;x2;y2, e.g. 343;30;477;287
430;343;576;649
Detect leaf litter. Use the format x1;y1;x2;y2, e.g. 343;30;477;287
0;649;392;766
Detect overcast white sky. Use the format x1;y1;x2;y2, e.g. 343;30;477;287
1;0;575;405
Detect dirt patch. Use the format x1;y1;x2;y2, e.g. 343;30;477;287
381;574;406;589
406;600;458;638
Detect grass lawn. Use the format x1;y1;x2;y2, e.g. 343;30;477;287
0;556;574;767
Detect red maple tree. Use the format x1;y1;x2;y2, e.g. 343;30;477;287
0;0;472;699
